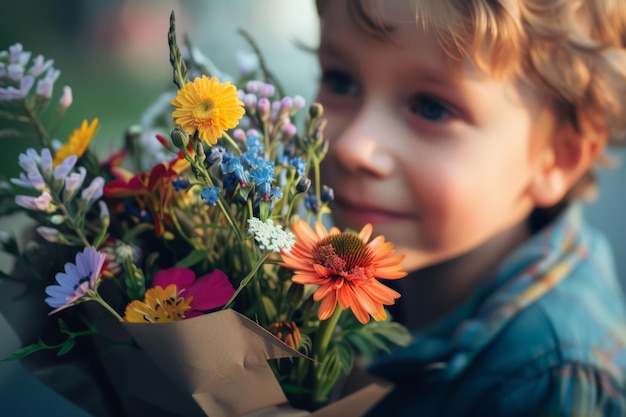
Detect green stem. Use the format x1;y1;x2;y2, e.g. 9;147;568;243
23;102;53;149
91;293;124;322
312;304;342;359
222;252;271;309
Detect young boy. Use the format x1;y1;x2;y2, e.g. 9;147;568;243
315;0;626;415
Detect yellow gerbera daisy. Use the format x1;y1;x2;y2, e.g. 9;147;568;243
279;221;407;324
170;75;245;145
53;118;99;167
123;284;193;323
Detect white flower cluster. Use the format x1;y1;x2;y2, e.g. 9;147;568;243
247;218;296;252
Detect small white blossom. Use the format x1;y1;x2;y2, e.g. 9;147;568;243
247;217;296;252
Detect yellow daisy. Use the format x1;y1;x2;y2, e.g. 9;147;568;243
53;118;99;167
123;284;193;323
170;75;245;145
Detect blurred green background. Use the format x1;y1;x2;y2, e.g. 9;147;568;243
0;1;319;415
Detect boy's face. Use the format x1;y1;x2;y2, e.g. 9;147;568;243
316;0;560;271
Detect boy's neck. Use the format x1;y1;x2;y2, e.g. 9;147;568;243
394;218;532;331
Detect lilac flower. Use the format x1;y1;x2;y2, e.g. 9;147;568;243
81;177;105;202
17;148;51;175
243;93;257;113
59;86;72;108
0;75;35;100
10;172;45;190
201;185;220;206
54;154;78;179
8;63;24;81
15;192;54;212
37;226;60;243
259;83;275;98
33;191;54;210
283;123;297;139
28;54;54;77
64;167;87;200
98;201;110;222
257;97;271;120
36;68;61;99
45;247;106;314
9;43;31;66
292;95;306;112
246;80;260;94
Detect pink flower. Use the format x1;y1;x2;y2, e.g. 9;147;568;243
152;267;235;317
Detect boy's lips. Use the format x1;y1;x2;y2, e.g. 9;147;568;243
332;196;415;225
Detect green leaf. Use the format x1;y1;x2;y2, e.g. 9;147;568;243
57;318;69;335
261;296;278;323
280;383;312;395
124;261;146;301
57;338;76;356
1;339;46;362
335;341;354;373
258;200;272;222
175;249;207;268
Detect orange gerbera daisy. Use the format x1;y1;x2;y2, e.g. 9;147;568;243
280;221;407;324
53;118;99;167
171;75;245;145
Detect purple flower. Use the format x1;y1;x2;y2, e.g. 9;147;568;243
36;68;61;99
9;43;31;66
81;176;105;202
45;247;106;314
28;54;54;77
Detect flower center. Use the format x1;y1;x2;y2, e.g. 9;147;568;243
73;274;91;290
194;100;215;120
314;233;373;277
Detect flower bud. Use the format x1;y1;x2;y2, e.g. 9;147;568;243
171;126;190;150
295;177;311;193
267;321;301;349
257;97;270;121
287;282;305;308
309;103;323;119
58;86;72;108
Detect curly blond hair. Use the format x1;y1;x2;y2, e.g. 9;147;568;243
317;0;626;200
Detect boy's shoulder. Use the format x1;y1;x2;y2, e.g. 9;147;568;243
481;212;626;380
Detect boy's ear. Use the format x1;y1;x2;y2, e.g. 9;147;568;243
529;125;604;208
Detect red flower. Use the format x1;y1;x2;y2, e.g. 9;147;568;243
104;158;181;235
152;267;235;317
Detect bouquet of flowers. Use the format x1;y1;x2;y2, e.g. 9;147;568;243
0;12;411;417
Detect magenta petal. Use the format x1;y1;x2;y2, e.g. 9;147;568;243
152;267;195;291
188;269;235;311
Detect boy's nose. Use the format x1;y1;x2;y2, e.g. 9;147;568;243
330;101;396;177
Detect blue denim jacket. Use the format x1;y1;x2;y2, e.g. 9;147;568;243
367;206;626;416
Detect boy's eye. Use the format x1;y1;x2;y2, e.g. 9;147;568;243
409;95;449;121
321;70;359;96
